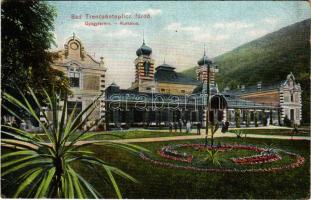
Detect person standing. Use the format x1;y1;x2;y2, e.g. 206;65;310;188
186;121;191;134
174;122;178;133
197;122;201;135
178;119;183;133
169;122;173;133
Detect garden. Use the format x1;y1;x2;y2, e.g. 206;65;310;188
2;137;309;199
81;138;310;199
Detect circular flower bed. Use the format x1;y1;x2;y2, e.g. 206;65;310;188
139;143;305;173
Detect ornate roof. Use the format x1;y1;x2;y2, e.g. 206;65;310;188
136;40;152;56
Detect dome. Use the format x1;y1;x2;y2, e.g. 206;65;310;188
197;54;212;66
136;41;152;56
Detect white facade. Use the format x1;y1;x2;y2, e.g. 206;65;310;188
279;73;302;125
51;34;107;128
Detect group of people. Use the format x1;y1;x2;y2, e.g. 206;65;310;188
168;119;202;135
168;119;230;135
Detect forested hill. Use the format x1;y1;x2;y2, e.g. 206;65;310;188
181;19;310;123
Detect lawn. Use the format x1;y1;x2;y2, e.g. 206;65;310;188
35;129;195;142
2;137;310;199
78;138;309;198
231;128;310;137
86;129;194;140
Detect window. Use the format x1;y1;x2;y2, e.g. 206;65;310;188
69;68;80;88
290;109;294;120
181;90;185;93
146;87;151;91
161;88;165;92
290;93;294;102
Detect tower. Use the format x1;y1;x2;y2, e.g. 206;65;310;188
196;48;218;86
132;38;156;92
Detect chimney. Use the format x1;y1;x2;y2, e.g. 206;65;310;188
257;82;262;91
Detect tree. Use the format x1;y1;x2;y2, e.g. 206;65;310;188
1;88;146;198
235;109;240;128
210;122;219;147
254;112;258;127
1;0;69;95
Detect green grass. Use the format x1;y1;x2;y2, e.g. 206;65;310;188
2;137;309;199
232;128;310;137
36;129;194;141
86;130;194;140
80;137;310;199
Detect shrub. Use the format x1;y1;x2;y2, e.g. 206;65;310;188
204;149;222;166
1;87;146;198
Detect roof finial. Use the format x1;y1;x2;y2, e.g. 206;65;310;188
204;44;206;56
143;30;145;44
163;56;166;64
73;32;76;40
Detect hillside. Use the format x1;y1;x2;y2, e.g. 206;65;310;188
182;19;310;123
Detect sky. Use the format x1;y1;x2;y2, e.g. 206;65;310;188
48;1;310;88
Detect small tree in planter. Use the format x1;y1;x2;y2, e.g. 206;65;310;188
235;109;240;128
262;113;268;126
269;110;273;125
254;112;258;127
246;111;250;127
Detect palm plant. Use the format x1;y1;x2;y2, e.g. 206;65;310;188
204;149;222;166
232;129;243;138
1;87;147;198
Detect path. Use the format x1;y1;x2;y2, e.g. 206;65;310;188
2;127;309;149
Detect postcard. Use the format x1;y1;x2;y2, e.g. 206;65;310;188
1;1;310;199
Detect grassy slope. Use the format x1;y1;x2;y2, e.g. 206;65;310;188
181;19;310;123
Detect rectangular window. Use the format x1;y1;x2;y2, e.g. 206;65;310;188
181;90;185;93
69;71;80;88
